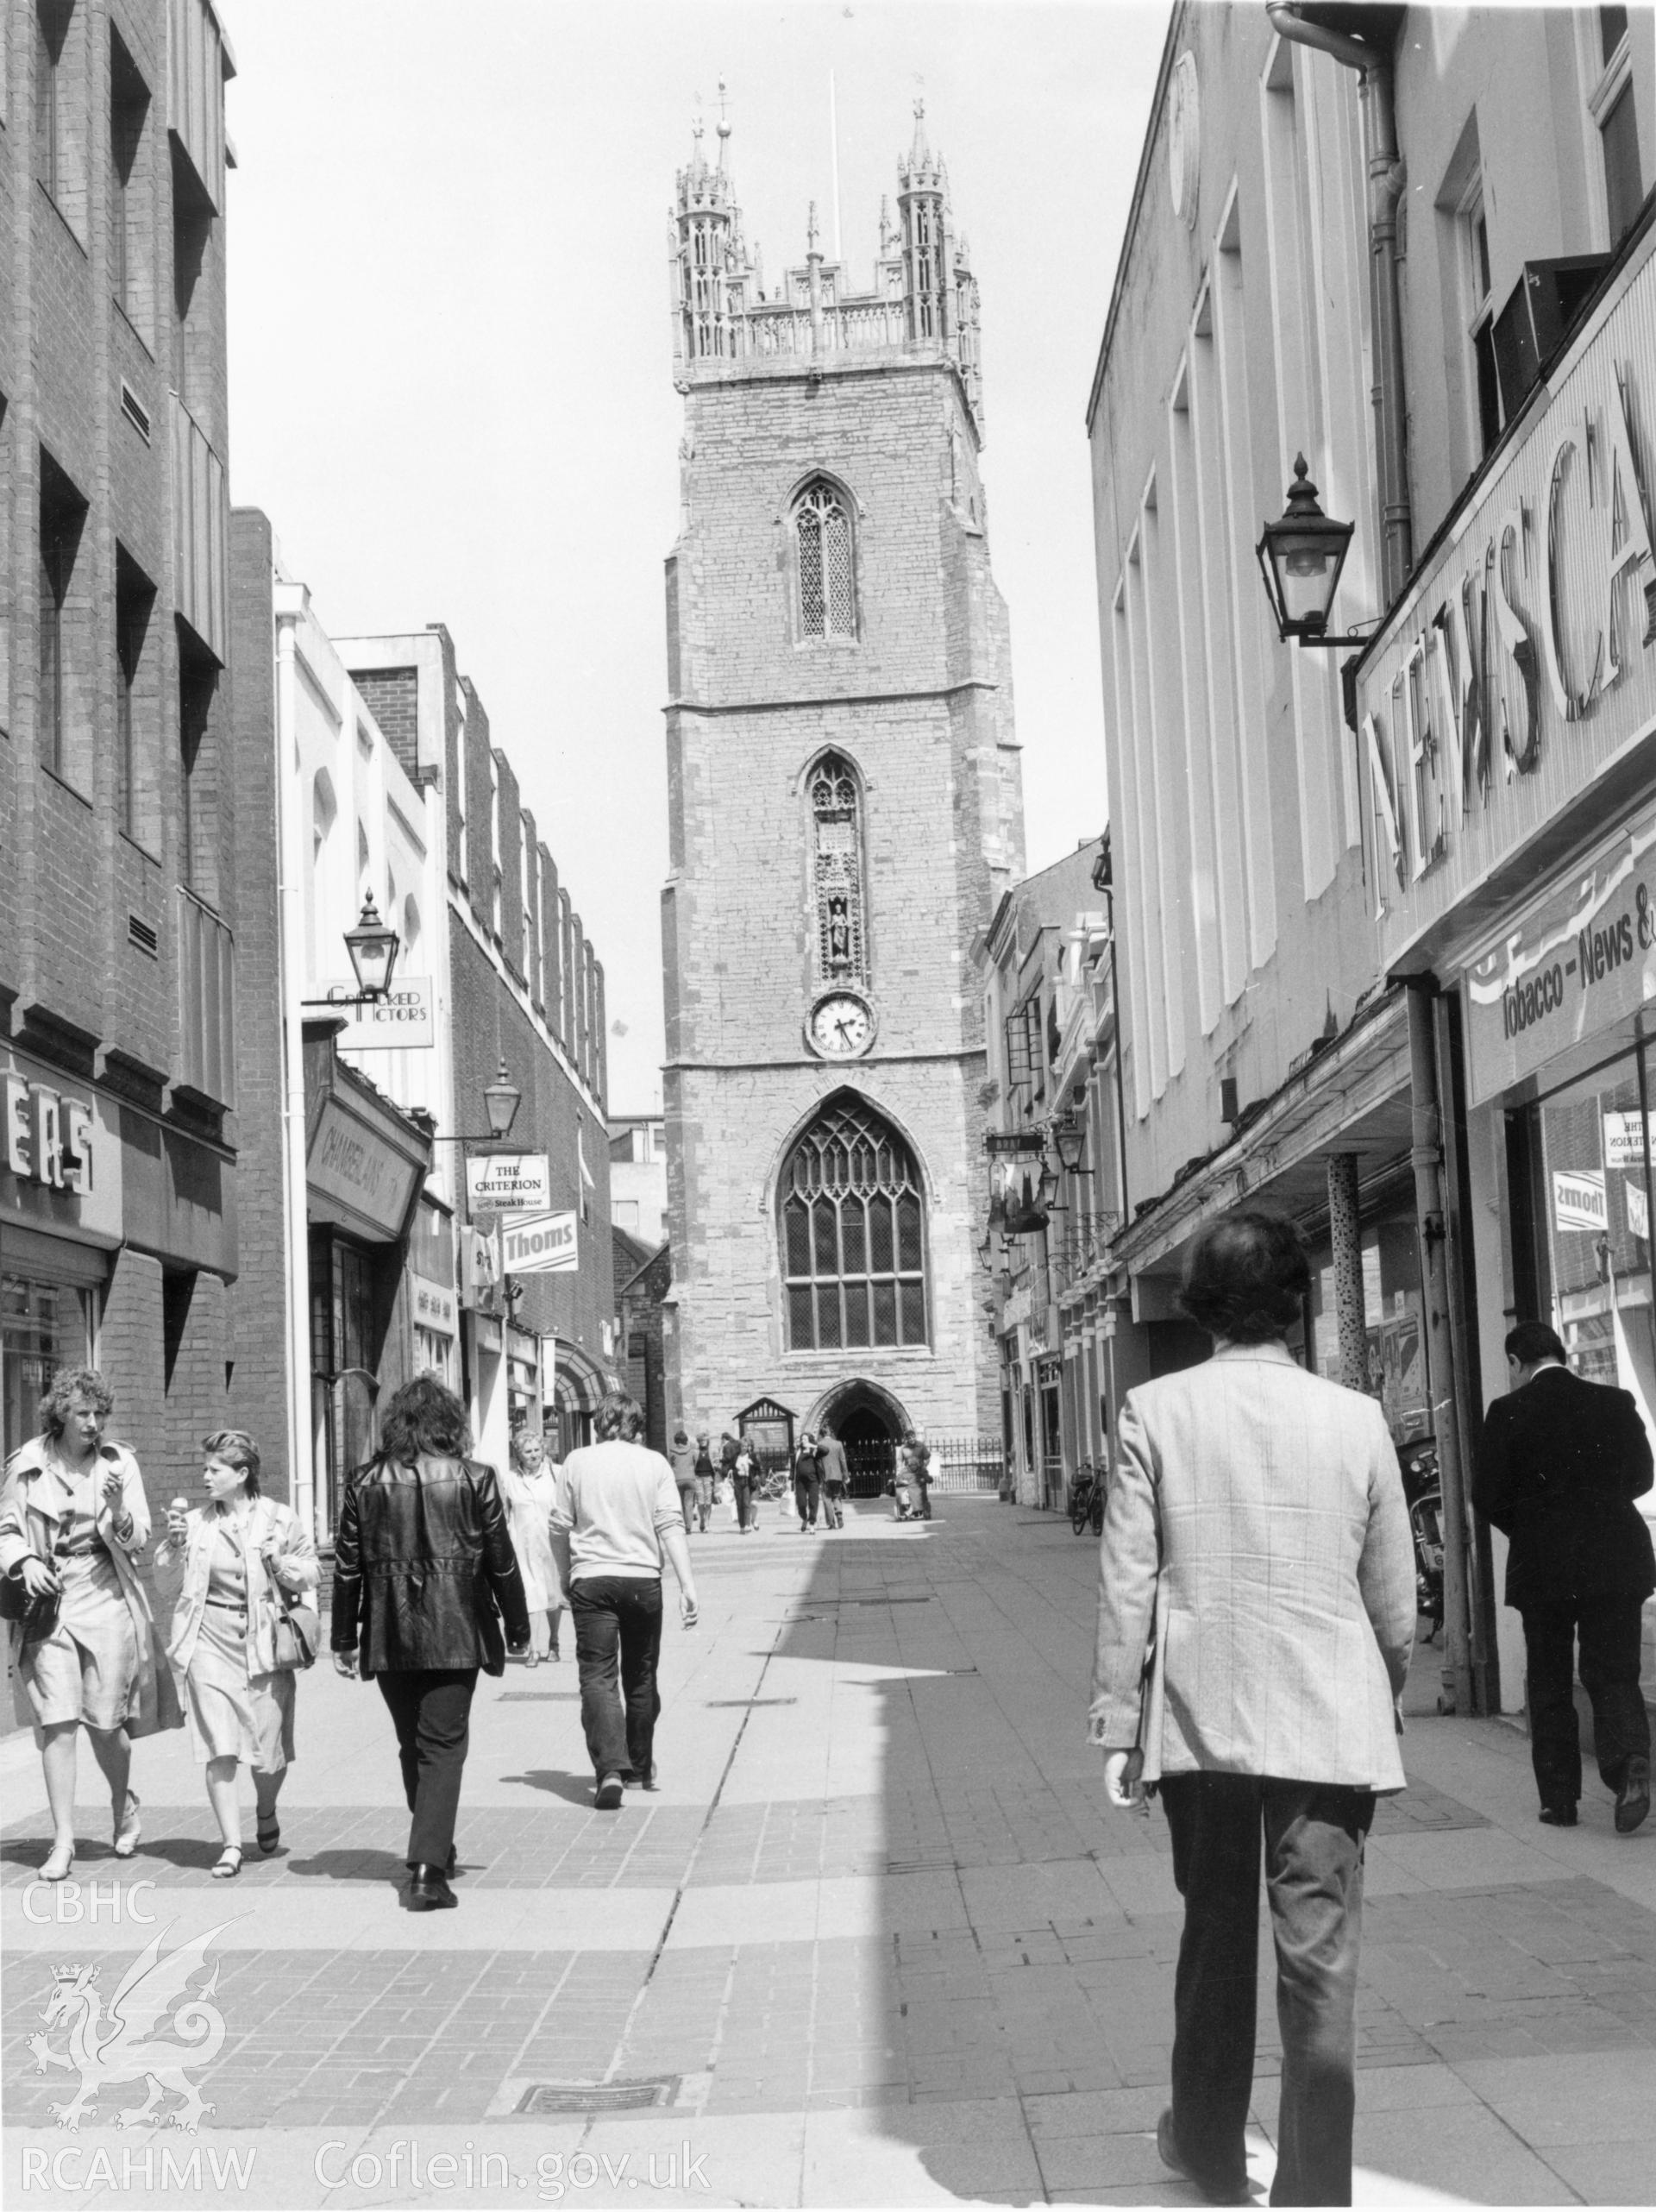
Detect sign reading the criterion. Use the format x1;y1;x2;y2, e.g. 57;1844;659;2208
465;1153;551;1213
319;976;435;1051
499;1209;579;1274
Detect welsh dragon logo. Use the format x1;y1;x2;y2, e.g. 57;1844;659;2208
28;1921;230;2133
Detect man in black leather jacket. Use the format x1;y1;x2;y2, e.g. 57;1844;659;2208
1474;1322;1653;1834
332;1376;530;1908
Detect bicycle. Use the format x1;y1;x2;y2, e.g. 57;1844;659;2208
1070;1461;1105;1536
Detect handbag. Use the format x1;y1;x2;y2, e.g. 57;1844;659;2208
0;1563;61;1645
260;1549;320;1671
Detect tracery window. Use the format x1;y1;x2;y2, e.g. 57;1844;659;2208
810;752;866;984
781;1097;927;1350
794;480;856;639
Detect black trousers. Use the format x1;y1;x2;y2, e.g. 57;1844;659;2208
376;1668;477;1870
1521;1594;1651;1808
1160;1773;1375;2209
729;1475;752;1530
794;1473;820;1525
570;1576;663;1779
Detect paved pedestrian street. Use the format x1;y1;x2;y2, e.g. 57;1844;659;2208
4;1499;1654;2209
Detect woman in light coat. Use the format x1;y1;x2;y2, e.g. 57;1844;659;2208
0;1367;172;1882
154;1430;317;1876
503;1428;562;1663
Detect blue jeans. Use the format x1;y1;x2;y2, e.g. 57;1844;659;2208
569;1577;663;1780
1159;1772;1375;2208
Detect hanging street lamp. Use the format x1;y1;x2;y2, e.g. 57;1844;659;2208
1255;455;1362;646
342;894;401;1002
482;1060;524;1141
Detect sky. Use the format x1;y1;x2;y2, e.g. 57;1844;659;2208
218;0;1171;1113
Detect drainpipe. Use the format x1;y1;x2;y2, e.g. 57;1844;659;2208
273;600;317;1541
1267;3;1413;600
1404;978;1475;1718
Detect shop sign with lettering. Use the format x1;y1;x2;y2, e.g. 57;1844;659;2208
1462;800;1656;1103
499;1209;578;1275
321;977;435;1052
1603;1110;1656;1166
1358;228;1656;967
307;1099;421;1240
1;1056;123;1246
1554;1169;1609;1235
466;1153;550;1214
410;1269;457;1334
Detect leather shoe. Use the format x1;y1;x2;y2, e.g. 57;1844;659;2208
1156;2108;1250;2204
406;1863;458;1912
447;1844;459;1877
1615;1756;1650;1835
1538;1804;1578;1826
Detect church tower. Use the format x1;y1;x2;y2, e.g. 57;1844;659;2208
661;102;1024;1457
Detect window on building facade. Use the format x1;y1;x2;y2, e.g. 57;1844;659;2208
39;451;87;789
794;479;856;640
1459;183;1502;457
489;753;501;938
809;752;868;984
110;29;149;334
1593;7;1645;243
115;550;156;847
781;1096;928;1351
34;1;75;210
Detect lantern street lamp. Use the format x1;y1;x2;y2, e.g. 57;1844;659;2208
301;895;403;1011
1256;456;1362;647
1051;1113;1087;1174
482;1060;523;1141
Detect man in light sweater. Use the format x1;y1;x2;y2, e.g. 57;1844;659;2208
550;1393;699;1808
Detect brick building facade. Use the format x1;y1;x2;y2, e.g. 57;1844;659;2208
2;3;258;1509
661;110;1024;1458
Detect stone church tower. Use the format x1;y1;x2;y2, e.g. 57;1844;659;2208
660;104;1024;1460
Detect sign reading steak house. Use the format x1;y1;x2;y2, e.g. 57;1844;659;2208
1358;223;1656;961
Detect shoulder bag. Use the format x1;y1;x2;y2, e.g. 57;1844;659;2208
260;1540;320;1671
0;1562;61;1645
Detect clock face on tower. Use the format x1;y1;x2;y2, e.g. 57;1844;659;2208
807;992;875;1059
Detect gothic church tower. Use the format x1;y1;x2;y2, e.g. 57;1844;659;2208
661;104;1024;1454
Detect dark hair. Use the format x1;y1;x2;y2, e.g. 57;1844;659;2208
594;1391;644;1442
379;1374;470;1462
203;1429;261;1497
38;1367;115;1439
1179;1210;1311;1344
1505;1320;1567;1367
673;1426;689;1445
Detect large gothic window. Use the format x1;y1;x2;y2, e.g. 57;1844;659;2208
781;1097;928;1350
794;480;856;639
810;752;867;985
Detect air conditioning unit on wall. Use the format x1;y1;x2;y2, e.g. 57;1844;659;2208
1491;254;1611;419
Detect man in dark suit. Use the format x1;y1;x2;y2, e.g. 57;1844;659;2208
1474;1322;1653;1834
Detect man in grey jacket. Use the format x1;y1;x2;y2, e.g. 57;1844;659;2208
1091;1210;1414;2207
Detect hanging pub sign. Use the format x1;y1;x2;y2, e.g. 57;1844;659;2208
465;1153;550;1214
499;1209;578;1275
1356;221;1656;973
320;977;435;1051
1461;798;1655;1103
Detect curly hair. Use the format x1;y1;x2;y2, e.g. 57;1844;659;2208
509;1427;546;1472
593;1392;644;1442
1178;1210;1311;1345
38;1367;115;1439
379;1375;470;1463
202;1430;261;1497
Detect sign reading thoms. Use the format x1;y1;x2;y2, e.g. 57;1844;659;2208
1358;224;1656;966
499;1210;577;1274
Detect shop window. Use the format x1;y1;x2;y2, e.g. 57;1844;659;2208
781;1095;927;1350
1310;1210;1429;1449
1532;1051;1655;1424
3;1273;94;1461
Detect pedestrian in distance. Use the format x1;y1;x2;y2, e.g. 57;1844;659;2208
668;1426;699;1536
692;1433;716;1532
719;1430;748;1532
550;1391;699;1807
819;1423;849;1530
1091;1210;1414;2209
735;1433;762;1529
503;1428;563;1666
793;1431;823;1531
1473;1320;1653;1834
906;1429;934;1520
154;1430;318;1876
330;1375;529;1912
0;1367;178;1883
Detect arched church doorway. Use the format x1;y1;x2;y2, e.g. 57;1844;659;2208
815;1379;906;1499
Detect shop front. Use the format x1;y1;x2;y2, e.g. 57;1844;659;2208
304;1034;430;1542
1354;210;1656;1700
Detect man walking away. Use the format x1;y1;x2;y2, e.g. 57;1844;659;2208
793;1433;824;1531
1473;1321;1653;1834
1092;1210;1414;2207
551;1392;699;1807
692;1434;716;1532
819;1424;849;1530
331;1377;530;1912
668;1427;698;1536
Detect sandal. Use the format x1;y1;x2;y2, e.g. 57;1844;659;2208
41;1839;74;1883
113;1790;141;1859
211;1845;244;1880
255;1817;281;1856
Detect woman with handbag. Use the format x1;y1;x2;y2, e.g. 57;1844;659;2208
0;1367;172;1882
154;1430;317;1878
